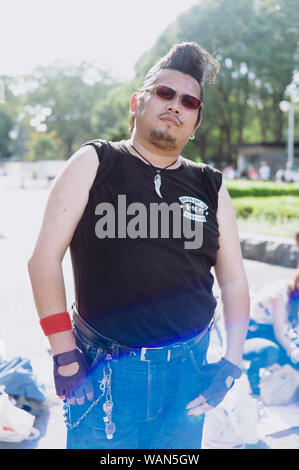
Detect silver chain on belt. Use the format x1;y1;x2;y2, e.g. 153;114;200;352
63;353;116;439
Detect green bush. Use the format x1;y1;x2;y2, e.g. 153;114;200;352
225;179;299;198
237;205;254;218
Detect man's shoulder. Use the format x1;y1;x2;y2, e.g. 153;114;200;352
62;142;100;183
79;138;106;153
181;156;222;175
79;139;126;156
70;142;100;165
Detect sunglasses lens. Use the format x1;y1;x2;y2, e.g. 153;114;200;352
153;85;201;110
155;85;176;100
181;95;201;110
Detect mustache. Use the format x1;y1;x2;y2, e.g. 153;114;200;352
158;112;183;127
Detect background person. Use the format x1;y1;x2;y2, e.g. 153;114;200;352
258;161;271;181
275;168;285;182
243;269;299;395
284;162;296;183
248;165;259;180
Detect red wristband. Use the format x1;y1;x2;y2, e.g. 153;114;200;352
40;311;73;336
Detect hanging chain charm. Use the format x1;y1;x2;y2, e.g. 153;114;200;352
63;352;116;440
154;171;163;198
128;144;180;200
102;353;116;439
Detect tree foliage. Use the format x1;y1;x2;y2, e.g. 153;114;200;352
0;0;298;164
24;131;63;161
135;0;299;163
0;109;14;158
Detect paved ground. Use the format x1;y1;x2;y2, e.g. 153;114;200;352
0;178;298;449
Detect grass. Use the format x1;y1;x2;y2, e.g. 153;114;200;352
232;196;299;220
231;195;299;238
224;180;299;238
236;216;298;238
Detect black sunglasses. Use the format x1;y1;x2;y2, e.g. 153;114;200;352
146;84;203;111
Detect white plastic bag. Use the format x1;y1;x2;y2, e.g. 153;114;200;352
0;390;40;442
202;374;259;449
259;364;299;406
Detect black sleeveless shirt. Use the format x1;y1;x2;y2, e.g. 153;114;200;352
70;140;222;347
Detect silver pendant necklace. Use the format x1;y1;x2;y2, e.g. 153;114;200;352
128;144;180;199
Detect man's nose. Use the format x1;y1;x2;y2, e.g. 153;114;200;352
166;99;181;114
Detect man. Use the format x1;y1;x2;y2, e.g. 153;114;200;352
28;42;250;449
258;161;271;181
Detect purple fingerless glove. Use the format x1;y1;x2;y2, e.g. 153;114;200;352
53;348;94;400
199;357;242;408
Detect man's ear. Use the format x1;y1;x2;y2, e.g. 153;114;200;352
129;92;139;115
193;116;202;133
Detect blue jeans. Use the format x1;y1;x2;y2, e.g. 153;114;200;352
66;326;211;449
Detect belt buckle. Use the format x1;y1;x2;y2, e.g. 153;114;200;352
107;343;120;358
140;346;170;362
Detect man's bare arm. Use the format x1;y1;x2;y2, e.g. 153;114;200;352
214;182;250;367
28;144;99;363
185;185;249;415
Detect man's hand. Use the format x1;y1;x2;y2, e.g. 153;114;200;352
186;357;242;416
53;348;94;405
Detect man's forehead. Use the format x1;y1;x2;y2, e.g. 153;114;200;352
154;69;201;96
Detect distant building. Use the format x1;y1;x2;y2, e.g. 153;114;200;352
235;142;299;180
0;160;65;181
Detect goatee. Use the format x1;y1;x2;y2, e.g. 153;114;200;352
149;129;177;151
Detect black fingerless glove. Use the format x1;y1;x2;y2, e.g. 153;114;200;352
53;348;94;400
199;357;242;408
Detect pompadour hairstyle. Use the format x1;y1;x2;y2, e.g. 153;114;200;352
129;41;220;133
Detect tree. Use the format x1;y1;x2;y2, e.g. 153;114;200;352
0;74;28;159
24;131;63;161
0;109;14;158
91;77;140;141
23;61;118;158
134;0;299;164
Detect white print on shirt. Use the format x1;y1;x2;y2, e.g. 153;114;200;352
179;196;209;223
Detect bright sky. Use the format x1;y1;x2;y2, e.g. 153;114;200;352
2;0;199;80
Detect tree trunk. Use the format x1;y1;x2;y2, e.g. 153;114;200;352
217;126;225;169
223;125;233;165
274;108;284;142
198;134;207;163
65;138;74;159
